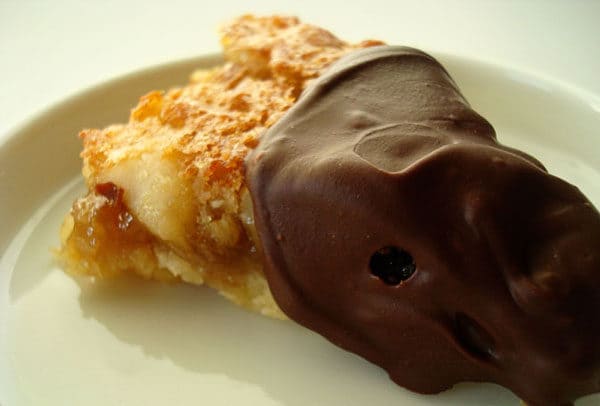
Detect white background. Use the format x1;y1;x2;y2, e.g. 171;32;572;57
1;0;600;139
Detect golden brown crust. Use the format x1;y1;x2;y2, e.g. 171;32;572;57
59;15;383;318
81;15;382;187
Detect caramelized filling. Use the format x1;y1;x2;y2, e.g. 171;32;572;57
59;182;277;315
60;182;173;281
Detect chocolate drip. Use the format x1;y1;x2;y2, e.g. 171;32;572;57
246;46;600;405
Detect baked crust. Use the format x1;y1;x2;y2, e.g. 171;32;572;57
57;15;382;318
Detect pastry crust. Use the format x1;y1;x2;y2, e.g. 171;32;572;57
57;15;382;318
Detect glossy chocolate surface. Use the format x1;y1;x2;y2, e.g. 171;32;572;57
246;46;600;406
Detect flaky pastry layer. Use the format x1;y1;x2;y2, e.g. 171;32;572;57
57;15;382;318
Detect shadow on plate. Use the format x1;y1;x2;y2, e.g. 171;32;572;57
76;275;519;406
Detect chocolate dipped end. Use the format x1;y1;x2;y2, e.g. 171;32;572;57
246;46;600;405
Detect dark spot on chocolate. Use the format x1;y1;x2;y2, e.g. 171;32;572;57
455;313;496;361
369;246;416;285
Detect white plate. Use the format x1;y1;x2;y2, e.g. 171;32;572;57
1;54;599;406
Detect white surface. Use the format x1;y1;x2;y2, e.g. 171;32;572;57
1;53;600;406
1;0;600;139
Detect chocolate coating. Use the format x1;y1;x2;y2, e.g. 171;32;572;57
246;46;600;405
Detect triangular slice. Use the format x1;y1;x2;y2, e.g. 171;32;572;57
57;14;600;406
